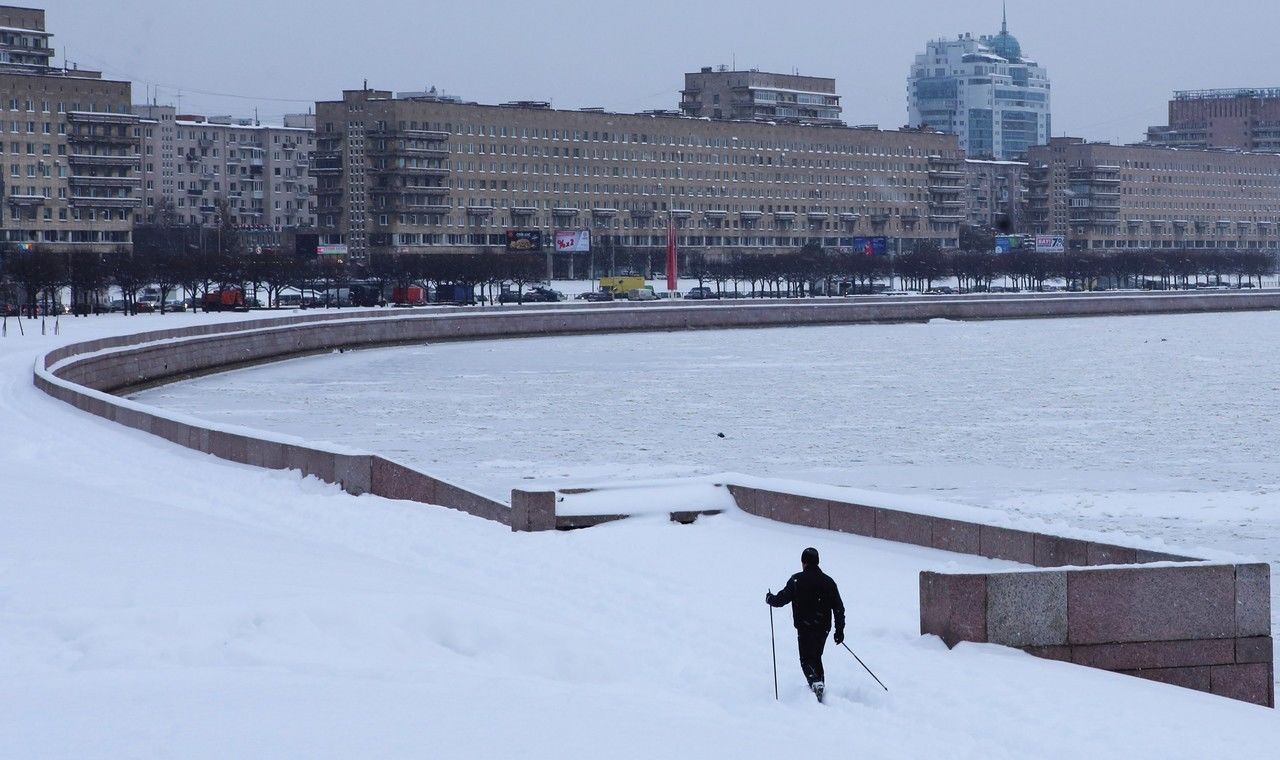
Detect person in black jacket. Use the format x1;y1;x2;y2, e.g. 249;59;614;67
766;547;845;702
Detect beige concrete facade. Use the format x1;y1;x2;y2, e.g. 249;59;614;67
964;158;1027;229
679;67;842;124
1148;89;1280;152
0;5;137;254
133;105;315;238
314;88;963;261
1027;137;1280;251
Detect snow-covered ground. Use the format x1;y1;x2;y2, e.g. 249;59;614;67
3;310;1279;757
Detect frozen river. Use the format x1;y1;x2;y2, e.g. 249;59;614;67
134;310;1280;564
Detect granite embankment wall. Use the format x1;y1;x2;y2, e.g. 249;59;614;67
34;293;1279;704
726;484;1273;707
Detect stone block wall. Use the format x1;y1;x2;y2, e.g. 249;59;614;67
728;484;1273;708
920;566;1273;707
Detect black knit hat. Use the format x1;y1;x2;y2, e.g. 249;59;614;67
801;547;820;566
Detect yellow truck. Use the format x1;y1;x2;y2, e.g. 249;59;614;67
598;276;647;297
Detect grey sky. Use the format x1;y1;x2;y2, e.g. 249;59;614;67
38;0;1280;143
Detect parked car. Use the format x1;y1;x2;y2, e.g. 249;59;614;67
686;286;717;300
581;290;614;302
499;286;563;304
131;301;155;314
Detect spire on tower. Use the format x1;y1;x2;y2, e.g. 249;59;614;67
1002;1;1008;33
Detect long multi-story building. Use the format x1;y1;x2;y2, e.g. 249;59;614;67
964;158;1027;229
1026;137;1280;251
0;5;139;253
314;87;964;263
907;11;1051;160
133;105;315;240
679;67;842;125
1146;88;1280;151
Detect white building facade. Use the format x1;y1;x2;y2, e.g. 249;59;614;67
907;14;1050;161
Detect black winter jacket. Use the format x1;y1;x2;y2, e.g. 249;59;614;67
768;566;846;633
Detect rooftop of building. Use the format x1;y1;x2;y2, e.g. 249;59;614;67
326;88;945;138
1173;88;1280;101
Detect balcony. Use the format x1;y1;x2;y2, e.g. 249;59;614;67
552;207;580;218
69;195;141;208
739;210;763;219
67;110;140;126
70;175;141;188
374;144;450;160
369;128;449;142
67;131;135;146
68;152;141;168
591;207;619;217
805;210;829;220
7;193;46;206
510;206;537;216
670;208;694;219
385;165;450;178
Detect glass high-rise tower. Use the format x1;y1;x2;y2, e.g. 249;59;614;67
907;8;1051;160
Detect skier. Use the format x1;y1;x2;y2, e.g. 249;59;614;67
766;547;845;703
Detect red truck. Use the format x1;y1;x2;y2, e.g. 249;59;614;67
203;289;246;311
391;286;425;306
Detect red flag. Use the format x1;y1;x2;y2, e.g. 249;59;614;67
666;215;678;291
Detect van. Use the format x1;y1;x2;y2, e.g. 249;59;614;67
626;288;658;301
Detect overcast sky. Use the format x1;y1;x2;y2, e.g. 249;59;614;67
37;0;1280;143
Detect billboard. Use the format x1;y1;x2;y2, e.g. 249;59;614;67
995;235;1028;254
554;228;591;252
317;243;348;256
849;236;888;256
1034;235;1066;253
504;229;543;252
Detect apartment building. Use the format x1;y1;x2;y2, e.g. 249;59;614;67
134;104;315;240
1026;137;1280;251
964;158;1026;229
314;87;964;262
908;11;1051;160
679;67;842;125
1147;88;1280;151
0;5;139;253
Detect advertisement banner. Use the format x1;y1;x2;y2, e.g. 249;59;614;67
850;236;889;256
995;235;1028;254
1034;235;1065;253
317;244;348;256
504;229;543;252
554;228;591;253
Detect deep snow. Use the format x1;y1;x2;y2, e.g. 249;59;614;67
2;310;1278;758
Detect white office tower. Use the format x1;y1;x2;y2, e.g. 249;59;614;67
907;8;1051;160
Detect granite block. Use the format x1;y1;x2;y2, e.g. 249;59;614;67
511;489;556;532
1085;542;1139;566
772;495;829;529
1235;563;1271;638
1067;565;1237;645
1033;534;1090;568
987;571;1068;647
874;508;933;548
1235;636;1274;665
1071;639;1235;670
828;501;876;537
1210;663;1274;707
726;485;768;518
920;572;987;648
1135;549;1201;564
1022;645;1073;663
979;525;1036;564
1122;665;1212;692
931;519;981;556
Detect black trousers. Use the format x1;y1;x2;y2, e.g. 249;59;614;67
796;627;828;686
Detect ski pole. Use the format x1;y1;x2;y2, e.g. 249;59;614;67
841;642;888;691
768;590;778;700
